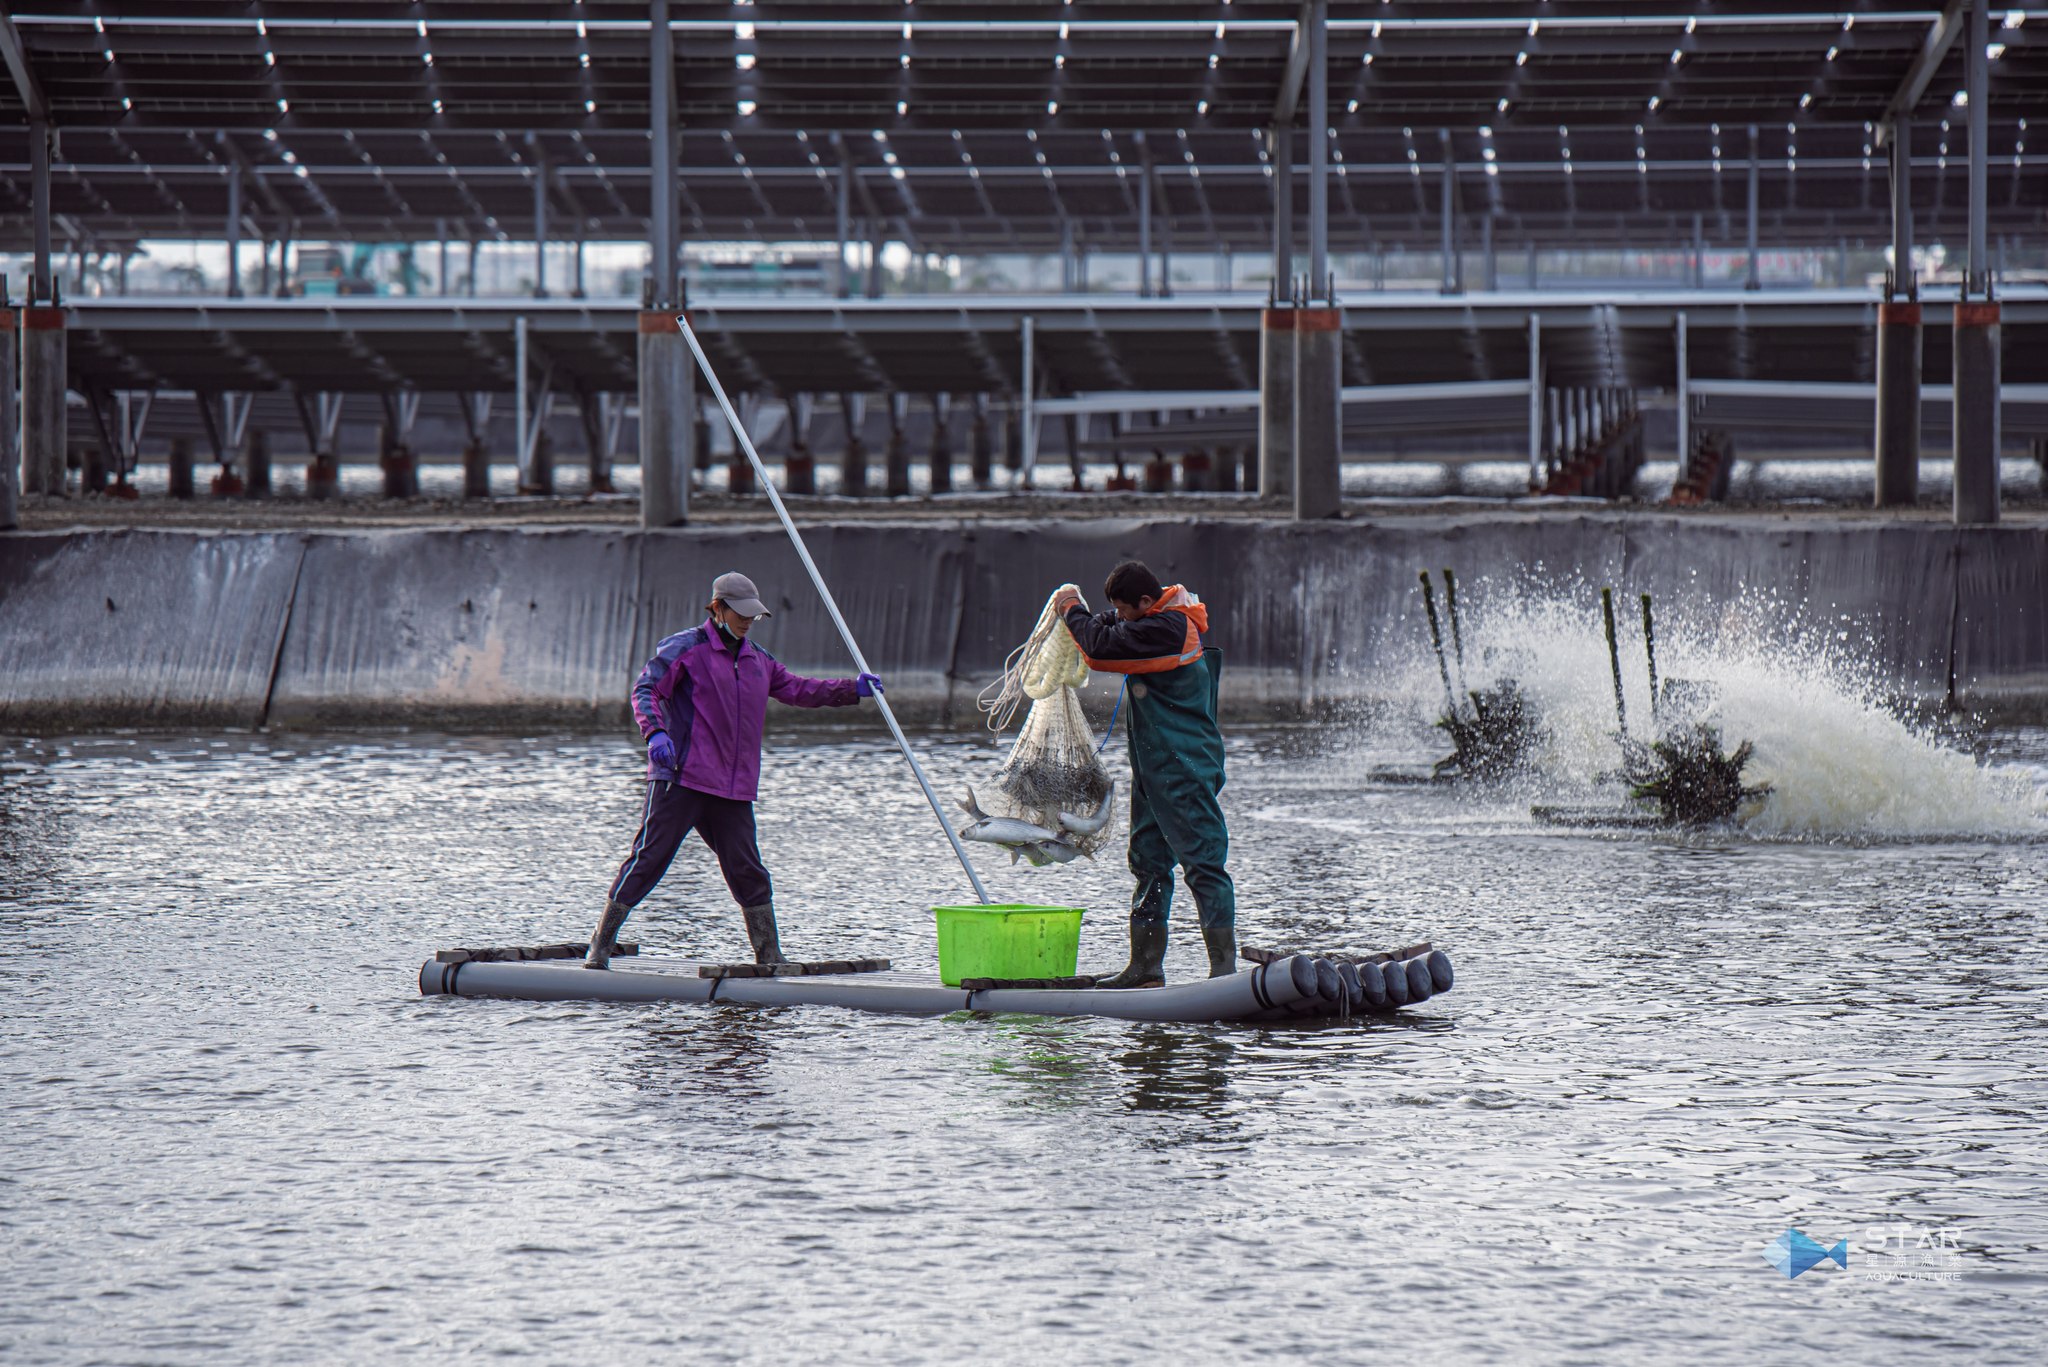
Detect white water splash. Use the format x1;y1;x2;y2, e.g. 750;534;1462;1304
1387;577;2048;841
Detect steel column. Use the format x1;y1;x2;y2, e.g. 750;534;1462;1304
1305;0;1329;301
1439;129;1458;294
1270;124;1293;298
1020;314;1038;482
1137;134;1152;299
515;315;530;468
1527;314;1543;486
1745;125;1761;290
1674;312;1690;472
649;0;679;307
531;142;549;299
1966;0;1990;297
30;119;51;302
225;159;243;298
833;136;851;299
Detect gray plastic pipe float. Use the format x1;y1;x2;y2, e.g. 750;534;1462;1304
419;952;1452;1024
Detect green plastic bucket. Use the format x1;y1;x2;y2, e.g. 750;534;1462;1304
932;904;1085;986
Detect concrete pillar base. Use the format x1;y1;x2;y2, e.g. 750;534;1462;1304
520;432;556;497
885;425;911;497
168;435;196;500
637;312;691;527
22;308;67;497
1258;307;1295;505
970;412;994;489
305;453;339;500
1953;301;2001;525
460;438;488;500
785;447;816;495
1874;302;1921;508
1292;307;1343;520
244;430;273;498
840;438;869;497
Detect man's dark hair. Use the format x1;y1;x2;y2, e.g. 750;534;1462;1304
1104;560;1164;607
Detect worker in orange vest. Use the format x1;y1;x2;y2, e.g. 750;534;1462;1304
1055;560;1234;987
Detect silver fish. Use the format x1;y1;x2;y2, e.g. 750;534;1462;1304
964;815;1060;846
1057;784;1117;838
1023;837;1087;865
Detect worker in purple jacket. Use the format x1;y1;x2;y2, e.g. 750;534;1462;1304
585;570;881;969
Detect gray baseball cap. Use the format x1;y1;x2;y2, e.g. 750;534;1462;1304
711;570;772;618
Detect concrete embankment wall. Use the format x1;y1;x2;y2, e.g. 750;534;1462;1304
2;515;2044;731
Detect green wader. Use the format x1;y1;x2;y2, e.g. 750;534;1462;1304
1123;648;1234;942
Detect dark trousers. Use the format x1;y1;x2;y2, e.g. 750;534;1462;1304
1127;759;1235;932
608;782;773;910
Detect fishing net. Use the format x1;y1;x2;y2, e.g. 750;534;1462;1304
968;587;1117;856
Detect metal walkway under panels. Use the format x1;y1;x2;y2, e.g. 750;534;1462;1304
61;288;2048;400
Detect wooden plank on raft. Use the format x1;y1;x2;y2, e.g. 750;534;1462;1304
959;975;1101;991
1240;942;1431;968
697;958;892;979
435;942;639;964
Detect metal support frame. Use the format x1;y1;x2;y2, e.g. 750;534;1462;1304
1019;315;1041;484
834;133;852;299
529;133;550;299
1675;312;1690;472
1439;129;1458;294
225;160;243;298
1965;0;1990;300
1136;132;1152;299
1526;313;1543;485
30;119;51;302
1305;0;1329;302
648;0;679;308
1745;125;1761;291
516;315;530;464
1270;124;1293;301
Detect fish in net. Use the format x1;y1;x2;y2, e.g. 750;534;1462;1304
961;587;1117;863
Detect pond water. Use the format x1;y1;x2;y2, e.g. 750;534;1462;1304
2;717;2044;1365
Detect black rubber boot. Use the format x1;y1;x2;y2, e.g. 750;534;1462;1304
584;899;631;970
742;902;788;965
1201;923;1237;978
1097;919;1168;989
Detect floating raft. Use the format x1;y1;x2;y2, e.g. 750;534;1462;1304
418;942;1453;1025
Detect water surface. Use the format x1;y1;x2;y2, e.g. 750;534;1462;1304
2;725;2044;1365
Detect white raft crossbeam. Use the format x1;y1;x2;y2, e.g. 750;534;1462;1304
418;947;1452;1025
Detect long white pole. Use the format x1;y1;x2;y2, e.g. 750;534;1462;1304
674;313;993;905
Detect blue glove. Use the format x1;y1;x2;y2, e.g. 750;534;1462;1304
647;730;677;769
857;672;884;698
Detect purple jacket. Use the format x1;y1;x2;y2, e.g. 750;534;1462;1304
632;621;859;800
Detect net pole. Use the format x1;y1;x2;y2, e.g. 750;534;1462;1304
675;313;992;905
